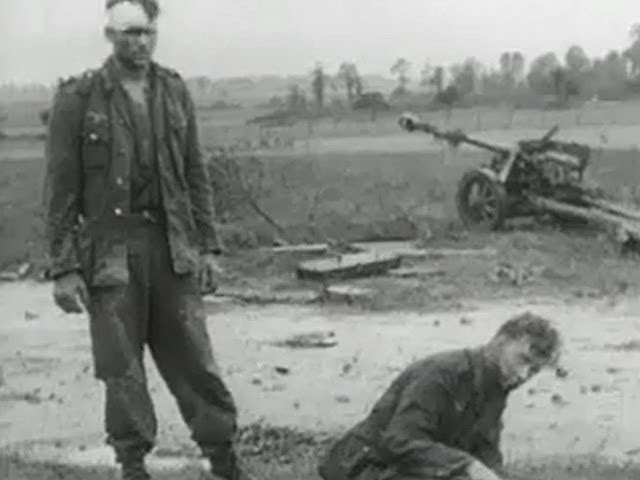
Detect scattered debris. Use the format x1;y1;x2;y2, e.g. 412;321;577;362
17;263;31;277
340;355;359;376
202;294;238;305
271;331;337;349
591;384;603;393
388;266;446;279
270;243;328;255
251;377;263;386
210;288;320;305
573;288;602;299
446;230;469;242
297;252;401;281
490;262;544;286
606;367;621;375
459;316;473;326
0;263;32;282
555;367;570;379
433;320;440;327
292;401;301;410
0;271;19;282
540;265;578;280
604;340;640;352
274;366;291;376
326;239;366;255
403;247;498;260
237;421;336;463
24;311;39;322
322;284;376;306
335;395;351;404
551;393;569;406
263;383;286;393
0;389;44;405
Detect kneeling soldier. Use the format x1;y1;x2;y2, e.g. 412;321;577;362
318;312;562;480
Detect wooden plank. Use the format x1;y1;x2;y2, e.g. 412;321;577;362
211;287;320;304
388;266;446;278
323;284;376;305
271;331;338;349
296;252;401;281
269;243;328;254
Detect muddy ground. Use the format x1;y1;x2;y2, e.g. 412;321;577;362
3;131;640;478
2;233;640;479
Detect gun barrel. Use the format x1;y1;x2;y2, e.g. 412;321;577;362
460;137;510;156
406;120;509;156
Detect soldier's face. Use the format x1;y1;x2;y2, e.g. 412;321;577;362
497;338;547;389
107;23;158;70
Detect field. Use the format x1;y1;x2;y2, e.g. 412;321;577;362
3;101;640;478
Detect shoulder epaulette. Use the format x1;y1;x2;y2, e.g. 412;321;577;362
160;65;182;79
56;69;96;95
155;64;184;84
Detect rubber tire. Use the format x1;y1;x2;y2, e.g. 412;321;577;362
455;169;508;231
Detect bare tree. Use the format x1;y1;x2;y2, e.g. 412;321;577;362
499;52;526;88
337;62;362;104
420;61;432;88
311;64;326;110
390;58;411;94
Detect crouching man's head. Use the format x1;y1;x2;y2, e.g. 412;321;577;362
486;312;562;390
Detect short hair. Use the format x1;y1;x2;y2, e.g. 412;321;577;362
106;0;160;20
494;312;561;362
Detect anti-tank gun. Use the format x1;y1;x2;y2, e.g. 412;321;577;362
398;112;600;231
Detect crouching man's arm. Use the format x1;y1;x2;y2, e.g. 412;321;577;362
377;378;503;480
473;420;506;475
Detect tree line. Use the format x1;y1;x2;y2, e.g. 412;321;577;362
303;23;640;112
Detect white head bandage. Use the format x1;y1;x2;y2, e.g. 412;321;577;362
106;1;151;31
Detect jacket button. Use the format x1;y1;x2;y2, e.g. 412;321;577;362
114;208;123;216
115;177;124;186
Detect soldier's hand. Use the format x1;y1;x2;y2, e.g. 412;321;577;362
199;253;224;295
467;460;503;480
53;272;89;314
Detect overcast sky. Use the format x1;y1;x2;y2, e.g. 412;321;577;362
2;0;640;83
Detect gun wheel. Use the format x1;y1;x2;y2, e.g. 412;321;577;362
456;169;507;231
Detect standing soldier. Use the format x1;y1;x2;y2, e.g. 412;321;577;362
43;1;251;479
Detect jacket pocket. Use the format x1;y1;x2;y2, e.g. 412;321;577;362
167;101;188;149
82;112;111;170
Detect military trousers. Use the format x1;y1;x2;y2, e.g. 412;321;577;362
86;221;237;463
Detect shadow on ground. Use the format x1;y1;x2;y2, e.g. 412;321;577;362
2;454;640;480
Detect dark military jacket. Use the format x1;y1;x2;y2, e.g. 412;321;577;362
44;56;220;286
318;348;508;480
